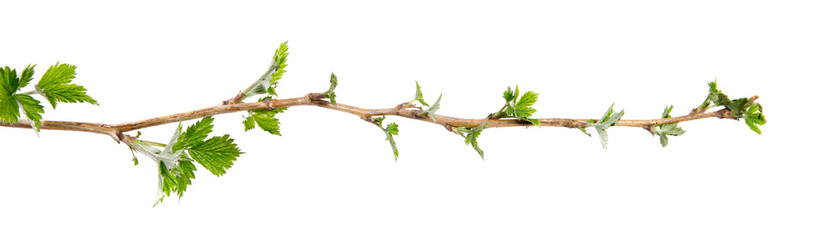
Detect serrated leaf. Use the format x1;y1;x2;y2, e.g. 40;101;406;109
589;103;624;149
503;87;514;103
14;94;44;131
188;135;242;176
382;122;399;160
744;102;766;135
36;63;98;108
243;115;256;131
245;107;286;135
1;67;20;94
173;116;215;152
19;65;35;90
461;122;488;160
516;91;538;110
324;73;338;105
423;94;442;122
413;81;429;107
0;93;19;124
652;105;685;147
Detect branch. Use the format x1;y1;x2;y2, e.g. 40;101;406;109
0;92;752;141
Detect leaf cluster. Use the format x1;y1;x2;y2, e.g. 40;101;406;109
493;85;540;126
651;105;685;147
323;73;338;105
0;63;96;132
409;82;443;122
244;98;287;135
244;42;289;99
696;81;766;134
456;122;488;159
580;103;625;149
373;116;399;160
128;117;242;205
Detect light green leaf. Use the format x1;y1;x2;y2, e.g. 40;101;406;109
413;81;429;107
19;65;35;90
744;102;766;135
652;105;685;147
458;122;488;160
422;94;442;122
324;73;338;105
588;103;624;149
36;63;98;108
14;94;44;131
187;135;242;176
244;107;286;135
1;67;22;123
173;116;215;152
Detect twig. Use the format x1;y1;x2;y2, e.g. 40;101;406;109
0;92;751;143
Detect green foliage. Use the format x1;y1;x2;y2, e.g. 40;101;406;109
324;73;338;105
456;122;488;159
243;105;287;136
696;80;766;134
411;82;442;121
0;67;22;124
36;63;98;108
128;117;242;205
494;85;540;126
412;81;429;107
585;103;625;149
373;116;399;160
244;42;289;99
422;94;442;122
744;102;766;135
651;105;685;147
15;94;45;131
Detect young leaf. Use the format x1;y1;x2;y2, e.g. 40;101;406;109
36;63;98;108
651;105;685;147
587;103;624;149
19;65;35;90
0;67;22;123
422;94;442;122
14;94;45;131
373;116;399;160
412;81;429;107
324;73;338;105
493;85;540;126
744;102;766;134
243;42;289;99
187;134;242;176
243;107;287;135
173;116;215;152
457;122;488;159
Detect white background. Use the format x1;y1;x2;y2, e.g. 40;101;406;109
1;1;816;239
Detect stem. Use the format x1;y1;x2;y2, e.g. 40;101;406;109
1;92;754;143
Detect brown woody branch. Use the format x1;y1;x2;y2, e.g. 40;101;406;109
1;93;757;143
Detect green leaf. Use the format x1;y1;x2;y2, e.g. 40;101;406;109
458;122;488;159
373;116;399;160
173;116;215;152
243;42;289;99
36;63;98;108
1;67;20;94
493;85;540;126
744;102;766;135
244;107;287;135
651;105;685;147
324;73;338;105
413;81;429;107
422;94;442;122
0;67;21;123
385;122;399;160
187;135;242;176
587;103;624;149
14;94;44;131
0;93;19;124
19;65;35;90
